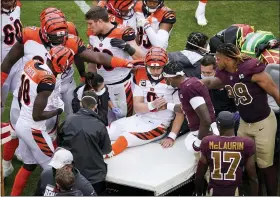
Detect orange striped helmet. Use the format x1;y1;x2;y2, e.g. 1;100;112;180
40;7;65;21
40;13;68;45
49;46;74;74
107;0;136;19
145;47;168;67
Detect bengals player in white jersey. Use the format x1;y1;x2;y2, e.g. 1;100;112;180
86;6;144;122
10;46;74;196
135;0;176;54
104;47;184;158
1;0;23;113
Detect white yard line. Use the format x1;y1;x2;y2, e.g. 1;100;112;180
74;1;90;14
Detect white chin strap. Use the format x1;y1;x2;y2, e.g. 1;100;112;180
186;41;210;53
147;67;162;80
162;71;185;77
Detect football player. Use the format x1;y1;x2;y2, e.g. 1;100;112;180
202;43;280;195
162;61;218;154
1;12;133;178
10;46;74;196
104;47;184;157
1;0;23;113
195;0;208;26
195;111;258;196
86;6;144;121
135;0;176;54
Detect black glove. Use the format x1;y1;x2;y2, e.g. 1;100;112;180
57;108;63;115
110;38;136;56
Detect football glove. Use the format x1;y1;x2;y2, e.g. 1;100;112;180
110;38;136;56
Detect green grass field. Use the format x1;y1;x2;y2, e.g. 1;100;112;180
2;0;280;195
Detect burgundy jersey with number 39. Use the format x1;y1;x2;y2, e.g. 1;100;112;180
200;135;255;196
215;58;270;123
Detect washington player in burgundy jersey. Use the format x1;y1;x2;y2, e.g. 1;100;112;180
162;61;219;151
195;111;258;196
202;43;280;195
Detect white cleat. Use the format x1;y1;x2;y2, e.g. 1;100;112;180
3;162;14;178
195;12;208;26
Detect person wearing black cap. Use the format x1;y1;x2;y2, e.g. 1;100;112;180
195;111;258;196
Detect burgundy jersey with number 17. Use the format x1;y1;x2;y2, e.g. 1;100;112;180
215;58;270;123
200;135;255;196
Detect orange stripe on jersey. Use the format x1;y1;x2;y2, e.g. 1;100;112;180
134;67;149;85
153;6;176;23
24;60;56;85
21;26;42;44
125;81;133;117
67;21;78;36
134;1;143;13
32;129;53;157
16;0;21;7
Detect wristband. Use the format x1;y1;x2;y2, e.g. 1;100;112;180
111;56;128;68
124;44;136;56
147;102;156;111
167;103;175;112
1;72;8;87
168;132;177;141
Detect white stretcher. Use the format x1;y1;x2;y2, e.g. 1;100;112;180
105;133;197;196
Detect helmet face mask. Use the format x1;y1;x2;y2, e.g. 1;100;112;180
143;0;164;13
1;0;17;14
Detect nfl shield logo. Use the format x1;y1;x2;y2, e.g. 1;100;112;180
99;43;103;47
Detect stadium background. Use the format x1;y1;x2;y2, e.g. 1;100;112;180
2;0;279;195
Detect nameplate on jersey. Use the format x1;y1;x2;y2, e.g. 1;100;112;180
43;184;57;196
140;80;146;87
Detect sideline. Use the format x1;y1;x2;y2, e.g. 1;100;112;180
74;0;90;14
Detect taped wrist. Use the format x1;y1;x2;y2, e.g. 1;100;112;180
168;132;177;141
147;102;157;112
124;44;136;56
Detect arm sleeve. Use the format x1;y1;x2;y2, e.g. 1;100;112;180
145;28;169;49
37;76;56;93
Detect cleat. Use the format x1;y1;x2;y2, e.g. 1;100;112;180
3;162;14;178
195;11;208;26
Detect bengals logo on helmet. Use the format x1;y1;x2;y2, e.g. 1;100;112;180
40;7;65;21
40;13;68;45
145;47;168;67
107;0;136;20
49;46;74;74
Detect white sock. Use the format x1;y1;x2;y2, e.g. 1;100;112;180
3;160;11;166
196;1;206;14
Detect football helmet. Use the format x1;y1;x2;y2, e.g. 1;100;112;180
49;46;74;74
40;13;68;46
143;0;164;13
106;0;136;20
145;47;168;80
1;0;17;14
40;7;65;21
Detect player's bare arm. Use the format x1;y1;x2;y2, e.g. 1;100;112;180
245;154;258;196
195;104;212;140
87;63;97;73
133;96;167;113
1;42;24;75
251;71;280;106
160;112;184;148
194;153;208;195
32;90;62;121
201;77;224;90
127;40;146;60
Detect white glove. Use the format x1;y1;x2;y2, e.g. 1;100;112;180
49;96;64;112
137;18;150;29
103;150;114;159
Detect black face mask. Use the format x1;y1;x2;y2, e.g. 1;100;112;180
48;33;68;46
